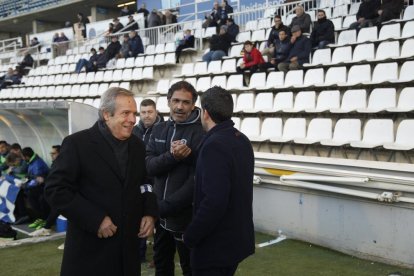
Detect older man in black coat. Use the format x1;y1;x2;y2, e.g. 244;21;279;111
183;86;255;275
45;87;158;276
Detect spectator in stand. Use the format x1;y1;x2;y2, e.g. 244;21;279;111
52;33;59;43
202;25;232;63
236;41;265;86
262;15;291;60
0;68;14;89
0;141;9;174
132;99;164;265
16;51;34;75
290;4;312;33
106;35;122;61
278;25;311;72
209;1;222;27
55;32;70;56
95;47;108;69
22;147;50;231
311;10;335;49
11;69;21;85
120;34;130;58
29;37;39;47
104;23;114;37
128;30;144;57
375;0;404;24
218;1;228;27
137;3;150;28
124;15;139;32
349;0;381;29
175;29;195;63
77;13;90;38
226;18;239;42
158;11;166;25
112;18;124;33
29;145;62;237
106;53;121;69
222;0;233;14
75;48;98;73
148;9;162;27
165;10;177;25
120;5;133;16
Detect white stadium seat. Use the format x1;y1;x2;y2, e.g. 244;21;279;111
263;92;293;112
283;91;316;113
306;90;340;113
383;120;414;151
321;119;361;146
234;93;254;112
270;118;306;143
331;46;352;64
350;119;394;148
357;88;396;113
294;118;332;144
386;87;414;112
240;118;261;140
331;89;366;113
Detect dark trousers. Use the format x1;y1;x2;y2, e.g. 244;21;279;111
139;237;147;262
236;65;260;86
75;59;94;73
44;209;59;229
24;185;49;220
193;264;238;276
154;224;191;276
175;45;191;63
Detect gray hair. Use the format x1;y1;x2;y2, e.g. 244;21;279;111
98;87;135;120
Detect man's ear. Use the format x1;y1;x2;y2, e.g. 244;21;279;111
203;108;211;122
102;111;110;121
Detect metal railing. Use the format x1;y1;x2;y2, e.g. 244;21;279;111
0;37;22;53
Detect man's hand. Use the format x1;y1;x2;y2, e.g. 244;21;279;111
97;216;117;238
378;10;383;16
290;36;297;44
290;56;298;62
36;176;45;184
171;140;191;160
358;17;365;23
240;63;245;69
138;216;155;238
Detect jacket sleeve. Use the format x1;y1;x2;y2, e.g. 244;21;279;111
44;136;106;235
184;141;231;248
320;21;334;42
145;129;179;176
137;36;144;54
301;14;312;32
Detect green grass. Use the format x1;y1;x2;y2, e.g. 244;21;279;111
0;233;413;276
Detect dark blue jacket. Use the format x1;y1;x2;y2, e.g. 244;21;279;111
184;120;255;269
146;108;204;233
227;23;240;42
267;24;291;47
132;114;164;145
27;154;49;180
311;18;335;47
128;35;144;57
274;38;292;62
288;35;311;65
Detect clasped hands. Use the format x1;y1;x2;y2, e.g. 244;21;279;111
97;215;155;239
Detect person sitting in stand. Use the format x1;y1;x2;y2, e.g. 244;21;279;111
310;10;335;49
120;34;130;58
112;18;124;33
262;15;291;60
175;29;195;63
209;1;222;27
278;25;311;72
0;68;14;89
349;0;381;30
75;48;98;73
202;25;232;63
226;18;239;42
128;30;144;58
375;0;404;25
16;51;34;75
124;15;139;32
236;40;265;86
290;4;312;33
106;35;122;61
263;29;292;71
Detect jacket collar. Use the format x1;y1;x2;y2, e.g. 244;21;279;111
199;119;234;148
168;107;201;126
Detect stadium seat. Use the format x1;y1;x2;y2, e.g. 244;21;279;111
207;60;222;74
368;62;398;84
386;87;414;112
400;39;414;58
165;42;175;53
184;77;197;88
308;48;331;66
349;2;361;15
343;64;371;86
374;41;400;61
221;59;237;73
70;84;80;98
244;92;274;113
125;57;135;68
88;84;99;97
391;61;414;83
262;92;293;112
322;66;347;86
156;97;169;113
112;69;123;82
245;20;258;31
319;0;334;8
155;43;165;54
236;31;251;43
231;117;241;130
248;72;267;90
144;55;155;66
357;26;377;43
196;76;211;92
234;93;254;112
331;46;352;64
122;69;133;81
350;119;394;148
320;119;361;146
342;15;355;29
402;5;414;21
76;72;86;84
331;17;342;31
300;68;324;87
135;56;145;67
151;79;169;95
264;71;284;89
194;62;208;75
357;88;396;113
294;118;332;144
204;27;217;38
331;89;367;113
240;118;261;140
337;29;356;45
175;63;194;77
54;86;63;98
251;29;266;41
142;67;154;80
97;83;109;96
79;84;90;98
145;45;156;55
85;72;95;83
116;58;126;69
62;85;72;98
132;68;143;80
283;91;316;113
46;75;55;86
154;54;165;66
211;75;227;88
258;18;271;29
306;90;340;113
332;5;348;18
252;118;283;142
270;118;306;143
383;120;414;151
284;70;303;88
226;74;244;90
68;73;78;84
352;43;375;62
103;70;113;82
402;21;414;38
378;23;401;40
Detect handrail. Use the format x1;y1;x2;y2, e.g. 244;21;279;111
0;37;22;53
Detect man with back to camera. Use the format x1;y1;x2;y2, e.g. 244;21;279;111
183;86;255;276
146;81;204;275
45;87;158;276
132;98;164;264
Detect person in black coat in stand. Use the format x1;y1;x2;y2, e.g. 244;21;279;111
45;87;158;276
175;29;195;63
183;86;255;276
310;10;335;49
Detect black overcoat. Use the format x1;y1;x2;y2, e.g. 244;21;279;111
45;122;158;276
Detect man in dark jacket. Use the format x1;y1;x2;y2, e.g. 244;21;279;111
128;30;144;57
278;25;311;72
262;15;291;60
261;29;292;71
137;3;149;28
202;25;232;63
112;18;124;33
183;86;255;275
226;18;239;42
175;29;195;63
290;4;312;33
45;87;158;276
106;36;122;61
349;0;381;29
376;0;404;24
311;10;335;49
74;48;98;73
146;81;204;276
124;15;139;32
